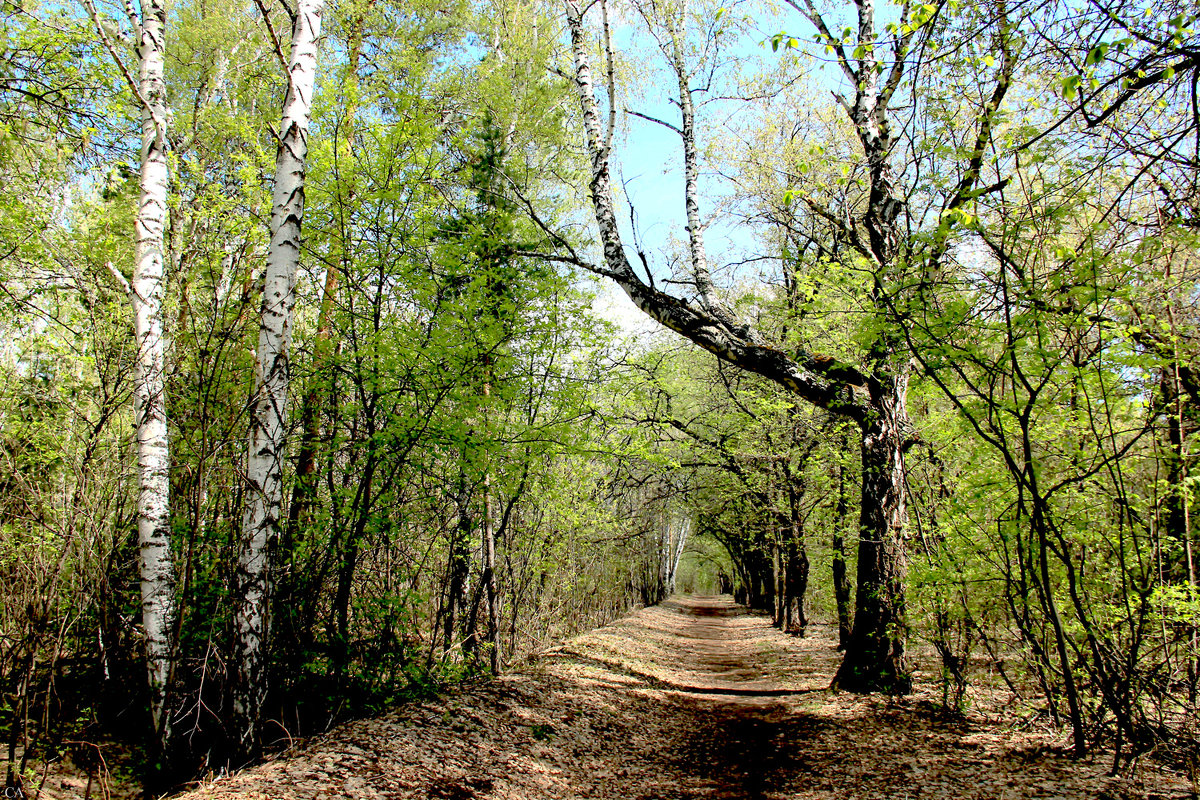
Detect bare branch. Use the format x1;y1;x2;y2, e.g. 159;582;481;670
783;0;857;88
252;0;291;73
83;0;161;132
105;260;133;297
944;4;1017;220
624;107;682;135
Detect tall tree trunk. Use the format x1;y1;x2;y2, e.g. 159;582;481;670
233;0;324;757
482;466;500;674
755;548;775;613
833;455;854;650
779;448;810;636
772;539;785;627
89;0;176;750
481;380;500;674
133;0;175;750
784;525;809;636
444;475;472;655
833;380;911;693
666;513;689;594
660;511;672;603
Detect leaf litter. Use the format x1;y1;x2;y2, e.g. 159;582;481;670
174;596;1195;800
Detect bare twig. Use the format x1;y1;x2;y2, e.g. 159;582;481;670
104;261;132;298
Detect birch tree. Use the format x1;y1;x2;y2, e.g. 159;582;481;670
233;0;324;755
84;0;177;747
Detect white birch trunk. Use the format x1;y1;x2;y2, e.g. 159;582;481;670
88;0;176;748
126;0;176;749
234;0;324;753
667;514;690;594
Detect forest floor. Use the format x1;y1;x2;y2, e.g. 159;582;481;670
163;596;1193;800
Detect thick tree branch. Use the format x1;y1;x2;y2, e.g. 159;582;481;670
252;0;292;73
105;260;133;298
563;0;867;420
783;0;857;88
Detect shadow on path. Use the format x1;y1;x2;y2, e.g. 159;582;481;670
174;594;1191;800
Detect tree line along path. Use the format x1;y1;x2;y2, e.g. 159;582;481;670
158;596;1191;800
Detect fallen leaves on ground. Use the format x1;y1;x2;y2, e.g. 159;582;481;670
173;596;1195;800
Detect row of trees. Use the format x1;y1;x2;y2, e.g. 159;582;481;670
0;0;693;788
0;0;1197;789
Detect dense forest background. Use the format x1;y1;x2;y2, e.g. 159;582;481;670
1;0;1198;791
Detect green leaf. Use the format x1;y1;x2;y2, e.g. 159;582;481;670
1085;42;1110;65
1061;74;1081;100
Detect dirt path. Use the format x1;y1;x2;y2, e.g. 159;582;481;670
175;596;1191;800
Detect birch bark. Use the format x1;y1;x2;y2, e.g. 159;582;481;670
234;0;324;755
668;514;690;595
133;0;175;747
88;0;177;748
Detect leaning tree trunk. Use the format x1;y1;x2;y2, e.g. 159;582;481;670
233;0;324;758
563;0;921;696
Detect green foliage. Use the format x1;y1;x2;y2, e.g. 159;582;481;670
4;0;1200;785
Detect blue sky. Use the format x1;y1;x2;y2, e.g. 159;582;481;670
579;0;928;337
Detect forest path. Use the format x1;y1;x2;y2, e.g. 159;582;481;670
176;596;1187;800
